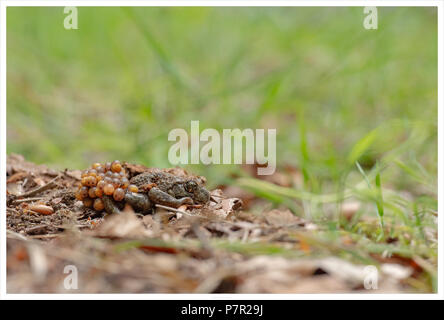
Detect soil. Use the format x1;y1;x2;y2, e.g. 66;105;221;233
6;154;415;293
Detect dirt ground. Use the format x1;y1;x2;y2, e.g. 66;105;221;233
6;154;421;293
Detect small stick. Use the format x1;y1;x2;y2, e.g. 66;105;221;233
155;204;194;216
12;197;46;204
28;234;60;239
19;175;61;198
27;210;44;216
57;224;91;230
210;194;227;199
25;225;49;234
6;207;21;215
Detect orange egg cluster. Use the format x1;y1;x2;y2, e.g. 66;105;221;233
76;160;139;211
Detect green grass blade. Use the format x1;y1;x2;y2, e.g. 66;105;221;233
374;168;385;227
356;161;384;235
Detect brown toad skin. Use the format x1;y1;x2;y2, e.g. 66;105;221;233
105;171;210;215
128;171;210;209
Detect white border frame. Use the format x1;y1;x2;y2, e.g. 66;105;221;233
1;0;442;300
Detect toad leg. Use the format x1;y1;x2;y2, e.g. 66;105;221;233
124;192;153;214
148;187;193;208
102;195;121;215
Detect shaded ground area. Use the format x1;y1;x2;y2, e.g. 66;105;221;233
6;154;434;293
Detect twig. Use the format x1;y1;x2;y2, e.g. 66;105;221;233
210;194;227;199
57;224;91;230
30;220;90;231
28;234;60;239
155;204;194;216
12;197;46;204
6;207;21;215
19;175;61;198
25;225;49;234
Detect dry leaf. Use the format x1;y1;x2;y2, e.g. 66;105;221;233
94;210;150;239
263;209;302;227
208;189;243;219
6;182;24;196
7;172;28;184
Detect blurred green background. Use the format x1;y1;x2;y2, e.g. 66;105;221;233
6;7;438;291
7;7;437;191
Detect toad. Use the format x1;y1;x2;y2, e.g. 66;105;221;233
102;170;211;215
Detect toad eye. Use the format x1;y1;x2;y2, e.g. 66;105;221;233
185;181;198;193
